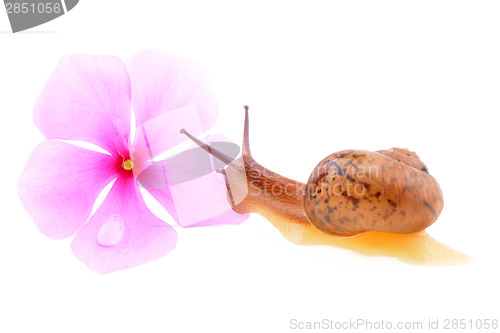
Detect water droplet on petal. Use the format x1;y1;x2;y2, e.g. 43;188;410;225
97;215;124;246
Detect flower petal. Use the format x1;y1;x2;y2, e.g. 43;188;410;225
18;141;120;239
127;50;218;129
71;175;177;274
145;170;249;227
33;54;131;156
138;134;249;227
184;209;250;228
169;172;249;227
132;104;204;162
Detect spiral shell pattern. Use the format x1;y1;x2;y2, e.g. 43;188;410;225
303;149;443;236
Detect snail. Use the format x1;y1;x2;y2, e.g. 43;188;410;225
180;106;443;237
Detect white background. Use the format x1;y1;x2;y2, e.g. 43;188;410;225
1;1;499;332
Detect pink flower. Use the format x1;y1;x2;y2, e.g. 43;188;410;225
18;50;248;273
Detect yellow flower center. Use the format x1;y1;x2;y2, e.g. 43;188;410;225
122;159;133;170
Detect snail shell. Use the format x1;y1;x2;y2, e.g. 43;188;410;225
303;148;444;236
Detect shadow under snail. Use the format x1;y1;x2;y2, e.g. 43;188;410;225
181;106;444;237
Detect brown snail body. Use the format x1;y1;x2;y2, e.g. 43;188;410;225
181;107;443;237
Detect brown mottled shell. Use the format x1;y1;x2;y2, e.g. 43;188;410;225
303;149;444;236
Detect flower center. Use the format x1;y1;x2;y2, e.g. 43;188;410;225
122;159;133;170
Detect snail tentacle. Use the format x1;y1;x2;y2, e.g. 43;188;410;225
242;105;251;157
